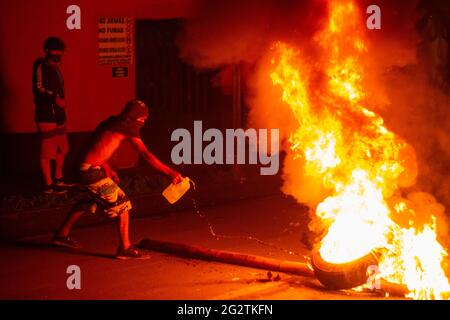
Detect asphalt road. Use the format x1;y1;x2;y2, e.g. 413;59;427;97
0;195;399;300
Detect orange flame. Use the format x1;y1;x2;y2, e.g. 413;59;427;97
269;0;449;299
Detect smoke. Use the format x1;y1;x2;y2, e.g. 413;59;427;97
378;64;450;251
357;0;450;251
177;0;326;69
177;0;450;247
365;0;450;221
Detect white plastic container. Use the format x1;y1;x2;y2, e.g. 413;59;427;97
162;177;195;204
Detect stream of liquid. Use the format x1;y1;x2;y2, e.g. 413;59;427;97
190;197;310;261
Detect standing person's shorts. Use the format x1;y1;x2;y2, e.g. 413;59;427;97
73;164;132;219
36;122;69;160
35;103;67;124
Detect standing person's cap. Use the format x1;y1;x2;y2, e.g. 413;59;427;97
43;37;66;51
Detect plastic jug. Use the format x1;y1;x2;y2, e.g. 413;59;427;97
162;177;195;204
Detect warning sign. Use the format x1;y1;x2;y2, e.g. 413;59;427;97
98;17;133;65
112;67;128;78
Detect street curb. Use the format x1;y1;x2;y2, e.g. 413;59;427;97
0;179;281;241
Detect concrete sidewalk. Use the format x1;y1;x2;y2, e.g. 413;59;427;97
0;195;398;300
0;169;282;240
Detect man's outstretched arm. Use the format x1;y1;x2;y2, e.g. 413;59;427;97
130;137;182;183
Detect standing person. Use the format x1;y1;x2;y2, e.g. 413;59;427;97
53;99;182;259
32;36;74;194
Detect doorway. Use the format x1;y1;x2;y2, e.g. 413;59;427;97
135;19;235;163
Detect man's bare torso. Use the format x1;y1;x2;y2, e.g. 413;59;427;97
82;130;127;166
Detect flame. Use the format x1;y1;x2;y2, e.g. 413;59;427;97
269;0;450;299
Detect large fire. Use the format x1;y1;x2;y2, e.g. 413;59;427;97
269;0;450;299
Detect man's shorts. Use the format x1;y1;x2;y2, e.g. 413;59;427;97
74;164;132;219
37;123;68;160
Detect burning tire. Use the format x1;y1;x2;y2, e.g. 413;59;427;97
311;250;378;290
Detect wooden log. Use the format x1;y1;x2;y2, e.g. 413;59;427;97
138;238;314;277
138;238;409;298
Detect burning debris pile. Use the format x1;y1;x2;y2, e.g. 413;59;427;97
268;1;450;300
178;0;450;299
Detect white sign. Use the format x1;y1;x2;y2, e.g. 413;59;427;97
98;17;133;65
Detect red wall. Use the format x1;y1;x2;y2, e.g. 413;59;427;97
0;0;195;133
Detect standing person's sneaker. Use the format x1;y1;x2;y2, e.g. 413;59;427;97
116;245;151;260
44;184;68;195
52;234;82;249
54;178;77;188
